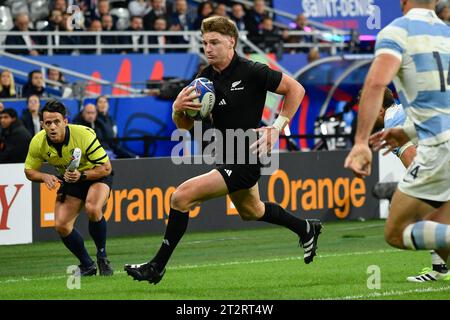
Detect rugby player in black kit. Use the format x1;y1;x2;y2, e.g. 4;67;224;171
124;16;323;284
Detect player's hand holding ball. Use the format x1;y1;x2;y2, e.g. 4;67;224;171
173;78;215;120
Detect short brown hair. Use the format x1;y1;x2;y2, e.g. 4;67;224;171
201;16;239;48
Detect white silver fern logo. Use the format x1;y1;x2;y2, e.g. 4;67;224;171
231;80;242;88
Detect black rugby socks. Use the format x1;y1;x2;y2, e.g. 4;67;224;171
89;216;108;258
151;208;189;271
61;228;94;267
259;202;310;241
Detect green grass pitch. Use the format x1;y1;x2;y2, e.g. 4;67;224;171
0;220;449;300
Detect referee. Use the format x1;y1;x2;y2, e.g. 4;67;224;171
25;100;114;276
125;16;322;284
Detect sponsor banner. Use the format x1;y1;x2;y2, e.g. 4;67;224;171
274;0;402;35
32;151;379;242
0;164;32;245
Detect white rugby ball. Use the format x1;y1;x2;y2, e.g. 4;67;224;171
186;77;215;119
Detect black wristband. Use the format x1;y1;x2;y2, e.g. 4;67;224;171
80;172;87;181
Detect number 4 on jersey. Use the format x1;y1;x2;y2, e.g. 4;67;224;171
409;165;420;180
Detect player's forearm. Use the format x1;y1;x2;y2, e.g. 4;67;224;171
275;75;305;131
399;145;416;168
83;161;112;180
24;169;47;183
279;82;305;120
355;83;385;144
172;109;194;130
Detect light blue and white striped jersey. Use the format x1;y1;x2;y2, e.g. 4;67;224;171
385;103;407;129
384;103;407;157
375;8;450;146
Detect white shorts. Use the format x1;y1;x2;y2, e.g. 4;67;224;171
398;140;450;202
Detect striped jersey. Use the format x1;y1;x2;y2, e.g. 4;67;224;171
384;103;407;157
375;8;450;146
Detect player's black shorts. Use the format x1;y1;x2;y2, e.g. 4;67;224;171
57;173;113;202
216;164;261;193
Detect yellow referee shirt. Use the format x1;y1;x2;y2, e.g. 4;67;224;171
25;124;109;175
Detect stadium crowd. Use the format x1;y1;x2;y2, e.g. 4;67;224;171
0;0;449;164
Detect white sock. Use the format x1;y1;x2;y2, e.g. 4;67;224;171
431;251;446;265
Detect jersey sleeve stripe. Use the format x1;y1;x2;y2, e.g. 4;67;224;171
87;145;103;156
86;137;99;154
375;49;403;61
89;154;108;163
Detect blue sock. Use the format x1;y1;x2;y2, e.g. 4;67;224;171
61;229;93;267
89;216;107;258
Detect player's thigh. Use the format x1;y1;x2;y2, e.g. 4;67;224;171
424;201;450;224
229;183;265;220
85;182;111;210
54;195;83;230
386;189;431;236
172;169;229;208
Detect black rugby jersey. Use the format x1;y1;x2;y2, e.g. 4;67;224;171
199;52;282;164
200;52;282;132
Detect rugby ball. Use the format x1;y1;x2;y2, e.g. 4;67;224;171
186;77;215;119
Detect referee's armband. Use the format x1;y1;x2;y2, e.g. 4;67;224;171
397;141;415;159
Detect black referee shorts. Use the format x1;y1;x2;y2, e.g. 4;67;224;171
216;164;261;194
57;173;113;202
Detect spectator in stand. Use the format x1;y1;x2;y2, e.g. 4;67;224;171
143;0;169;30
22;70;48;98
288;13;314;53
436;0;450;25
43;9;81;55
57;12;81;55
213;3;228;17
128;0;152;17
193;1;214;30
86;0;113;26
5;14;42;56
74;103;115;158
149;17;170;54
21;95;42;136
51;0;67;12
230;3;247;31
80;19;103;54
0;102;3;137
96;96;137;159
44;9;66;54
0;70;17;99
47;66;73;98
169;0;195;46
251;16;288;58
245;0;268;36
101;14;118;53
121;16;144;54
0;108;32;164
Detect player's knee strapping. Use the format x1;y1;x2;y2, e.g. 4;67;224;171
403;221;450;250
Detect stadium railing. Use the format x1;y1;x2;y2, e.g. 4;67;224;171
0;30;350;57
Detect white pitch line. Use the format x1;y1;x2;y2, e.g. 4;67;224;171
322;286;450;300
0;249;401;284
